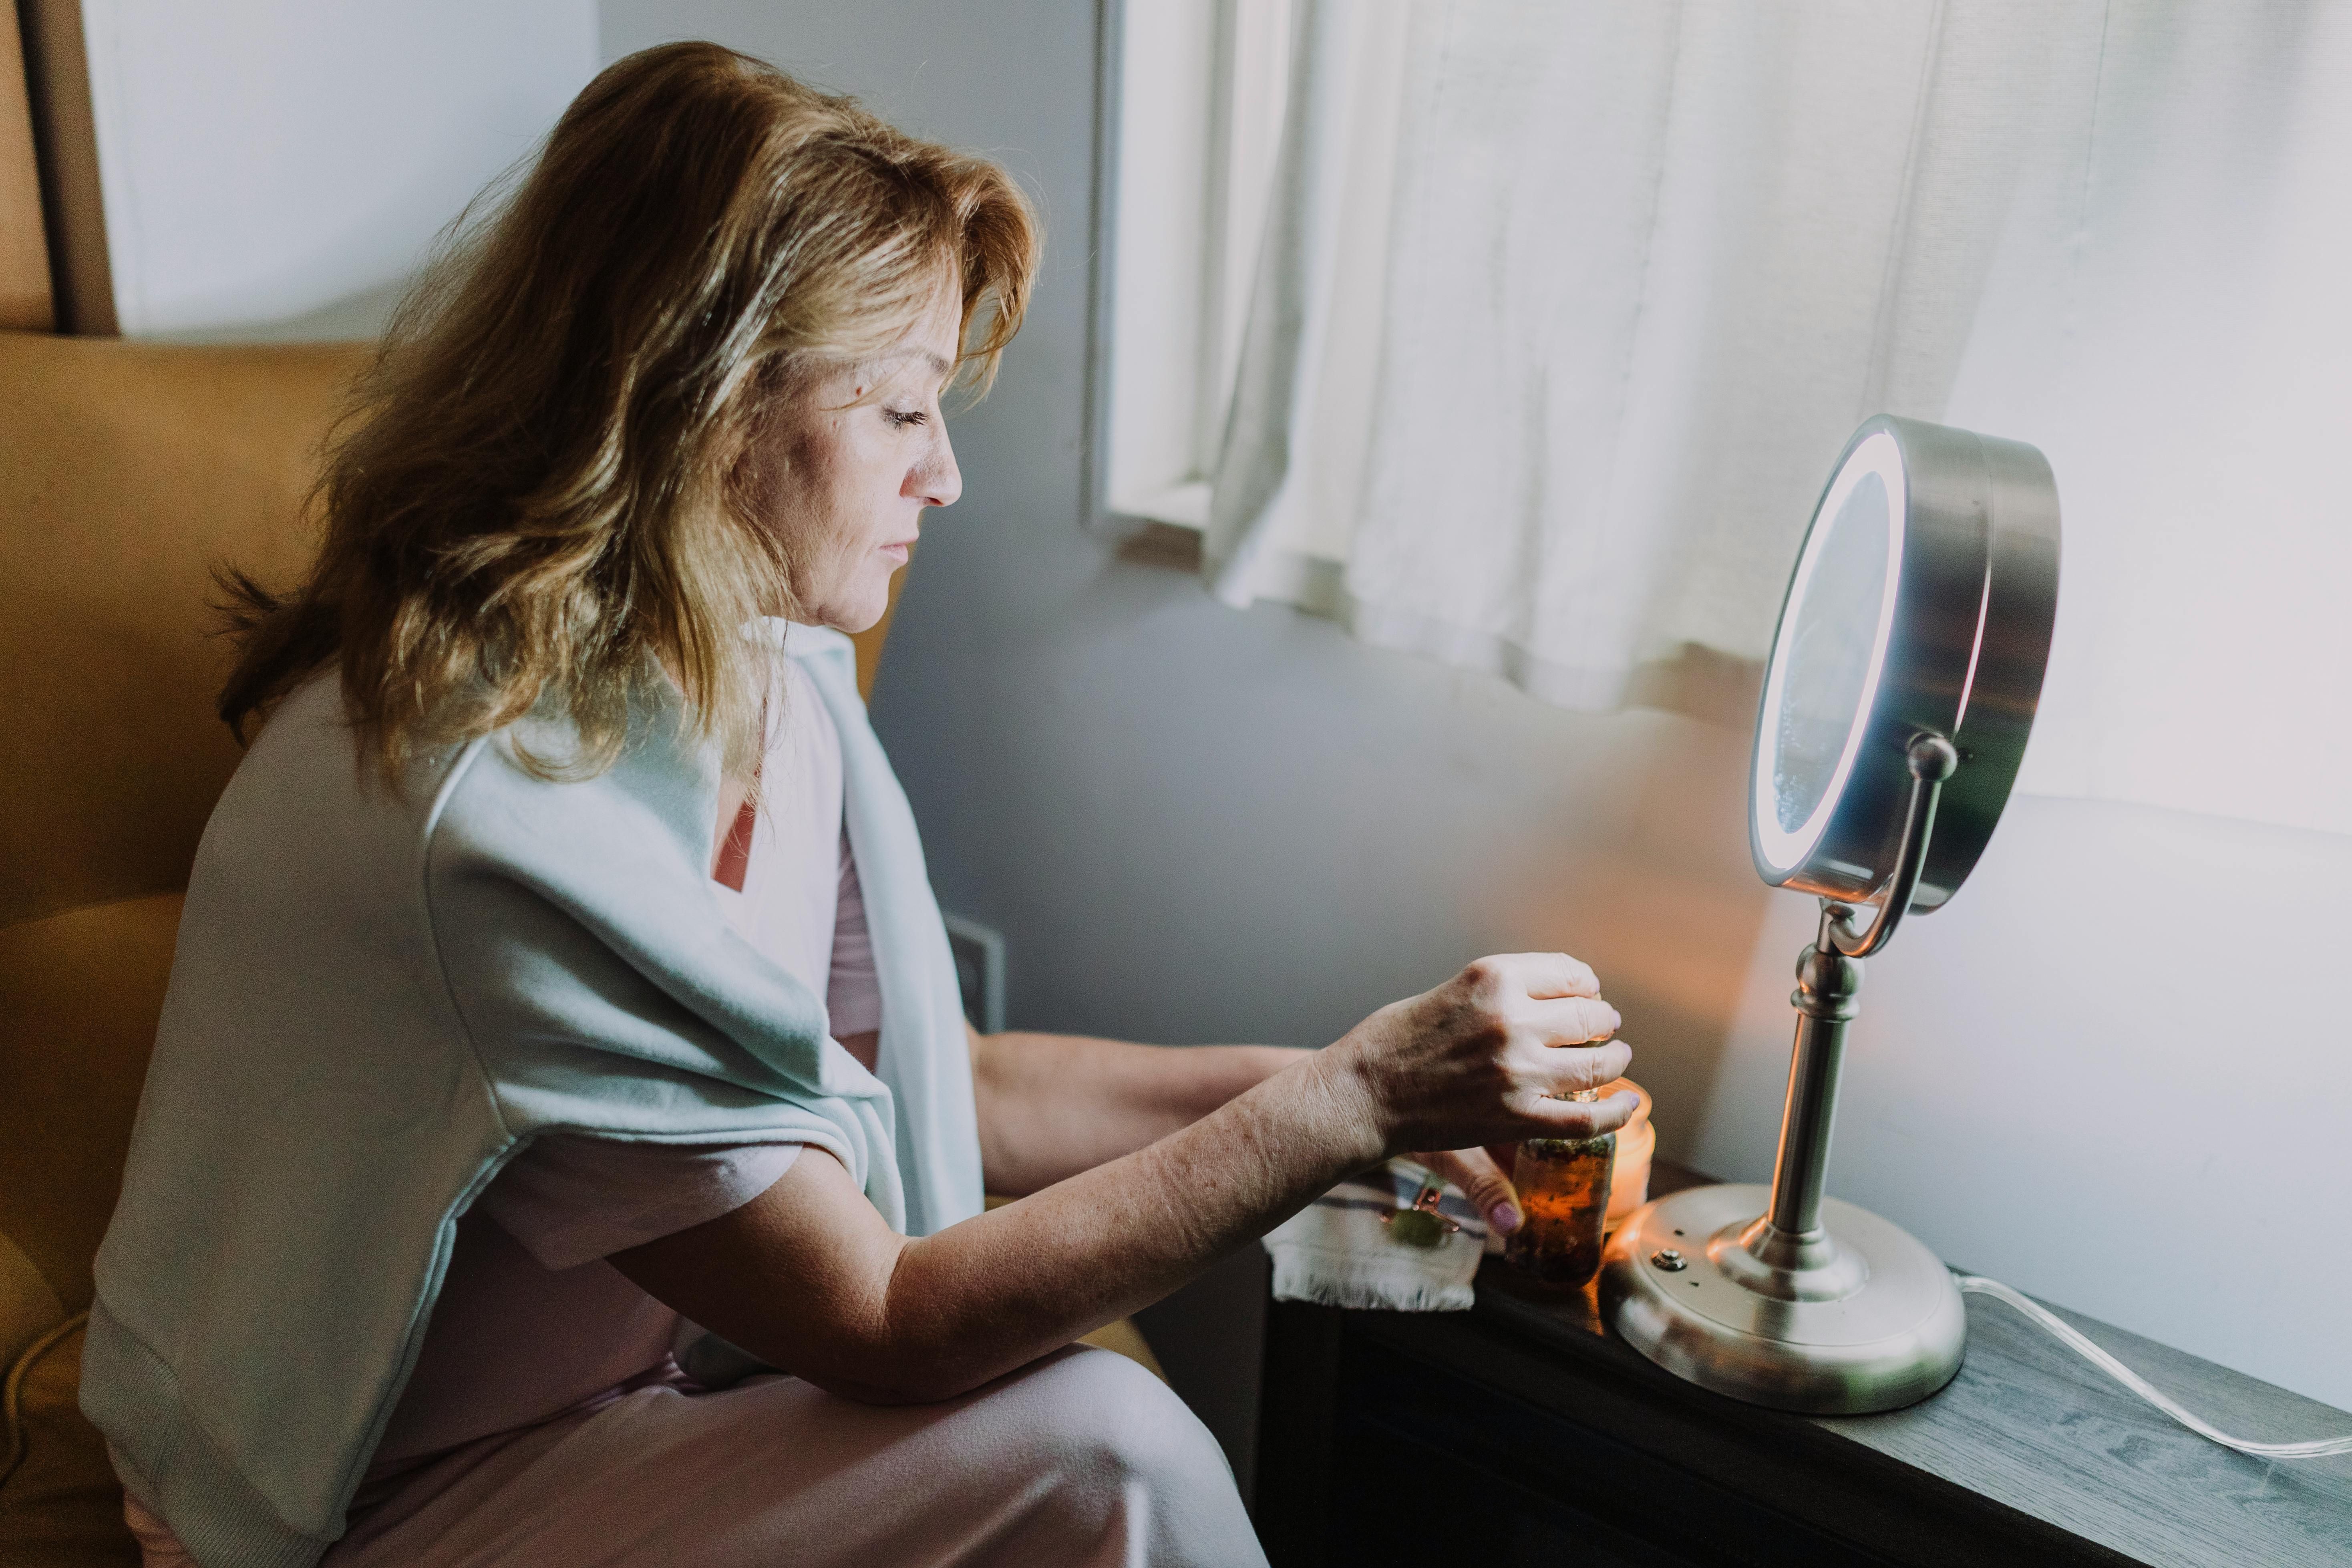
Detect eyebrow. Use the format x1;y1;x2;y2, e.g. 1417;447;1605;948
856;348;956;393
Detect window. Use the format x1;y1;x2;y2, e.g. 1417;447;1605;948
1098;1;2352;838
1099;0;1292;530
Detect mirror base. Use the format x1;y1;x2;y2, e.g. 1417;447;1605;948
1601;1183;1965;1415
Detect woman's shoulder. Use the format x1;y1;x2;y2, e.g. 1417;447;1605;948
229;665;493;821
206;667;467;869
431;680;715;888
217;659;721;924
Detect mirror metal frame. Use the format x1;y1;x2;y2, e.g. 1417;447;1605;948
1749;415;2060;912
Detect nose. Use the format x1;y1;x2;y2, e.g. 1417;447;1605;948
910;427;962;509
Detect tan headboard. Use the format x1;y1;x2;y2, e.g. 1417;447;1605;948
0;331;366;1568
0;333;367;927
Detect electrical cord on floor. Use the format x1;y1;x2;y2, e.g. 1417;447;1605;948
1952;1274;2352;1460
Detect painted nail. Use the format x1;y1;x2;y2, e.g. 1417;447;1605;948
1489;1202;1520;1235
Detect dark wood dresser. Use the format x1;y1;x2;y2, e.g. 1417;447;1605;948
1253;1162;2352;1566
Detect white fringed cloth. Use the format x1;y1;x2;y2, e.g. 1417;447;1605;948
1262;1159;1488;1312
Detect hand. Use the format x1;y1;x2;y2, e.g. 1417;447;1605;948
1320;952;1635;1163
1409;1145;1532;1238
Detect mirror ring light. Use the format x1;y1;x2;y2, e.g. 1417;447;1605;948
1750;415;2060;914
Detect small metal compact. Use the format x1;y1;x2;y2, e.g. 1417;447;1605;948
1601;415;2060;1414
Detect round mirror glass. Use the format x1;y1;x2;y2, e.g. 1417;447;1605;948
1753;432;1905;877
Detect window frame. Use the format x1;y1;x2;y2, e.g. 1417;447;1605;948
1084;0;1292;536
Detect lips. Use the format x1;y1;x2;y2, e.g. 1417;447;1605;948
879;542;911;564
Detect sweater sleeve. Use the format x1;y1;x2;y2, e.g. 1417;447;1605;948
479;1136;805;1271
423;714;898;1218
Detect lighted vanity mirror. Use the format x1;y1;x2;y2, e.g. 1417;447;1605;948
1601;415;2059;1415
1752;417;2060;912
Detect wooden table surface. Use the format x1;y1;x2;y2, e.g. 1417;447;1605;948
1469;1161;2352;1567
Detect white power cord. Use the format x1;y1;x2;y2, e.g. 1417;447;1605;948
1953;1274;2352;1461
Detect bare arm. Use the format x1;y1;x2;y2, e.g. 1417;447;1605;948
956;1025;1529;1229
613;953;1633;1403
968;1027;1306;1195
846;1024;1524;1224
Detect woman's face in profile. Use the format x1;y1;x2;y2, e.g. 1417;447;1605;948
744;289;965;633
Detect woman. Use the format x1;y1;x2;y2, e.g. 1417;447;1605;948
86;42;1634;1568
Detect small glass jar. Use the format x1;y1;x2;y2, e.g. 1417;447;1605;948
1505;1090;1616;1286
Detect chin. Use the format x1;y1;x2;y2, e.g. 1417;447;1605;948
815;576;895;634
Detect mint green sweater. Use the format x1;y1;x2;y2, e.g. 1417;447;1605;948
81;626;985;1568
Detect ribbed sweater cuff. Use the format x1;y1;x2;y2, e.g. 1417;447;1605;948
81;1299;335;1568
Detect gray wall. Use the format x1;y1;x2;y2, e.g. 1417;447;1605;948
606;0;2352;1482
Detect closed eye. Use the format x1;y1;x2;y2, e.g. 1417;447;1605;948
884;407;929;429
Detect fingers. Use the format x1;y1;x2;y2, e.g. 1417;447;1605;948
1522;993;1621;1047
1412;1146;1523;1236
1459;955;1617;1043
1512;1087;1641;1140
1465;951;1600;1001
1522;1035;1633;1097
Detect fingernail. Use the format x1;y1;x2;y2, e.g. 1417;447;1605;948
1489;1202;1520;1235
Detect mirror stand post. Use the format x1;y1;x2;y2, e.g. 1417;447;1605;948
1770;906;1864;1236
1742;730;1957;1274
1600;736;1970;1414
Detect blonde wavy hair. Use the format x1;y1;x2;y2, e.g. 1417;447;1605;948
219;41;1038;783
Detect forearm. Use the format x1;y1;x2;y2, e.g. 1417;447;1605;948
973;1028;1308;1194
887;1048;1381;1395
619;1045;1385;1405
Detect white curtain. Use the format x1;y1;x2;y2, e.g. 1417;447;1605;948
1205;0;2352;839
